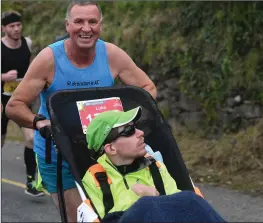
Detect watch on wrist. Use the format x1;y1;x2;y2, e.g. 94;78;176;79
33;114;46;130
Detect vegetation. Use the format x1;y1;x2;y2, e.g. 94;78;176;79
175;119;263;196
3;1;263;126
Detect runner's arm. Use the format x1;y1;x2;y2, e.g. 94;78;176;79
106;43;157;99
5;47;54;129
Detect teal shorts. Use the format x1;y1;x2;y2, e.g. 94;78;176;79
36;155;76;193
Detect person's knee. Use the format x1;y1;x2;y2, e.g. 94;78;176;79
52;188;82;222
22;128;34;148
24;137;33;148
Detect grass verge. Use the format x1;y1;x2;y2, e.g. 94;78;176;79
174;119;263;196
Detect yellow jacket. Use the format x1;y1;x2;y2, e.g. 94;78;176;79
82;154;180;218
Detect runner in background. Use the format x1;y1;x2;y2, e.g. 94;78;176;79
1;10;44;197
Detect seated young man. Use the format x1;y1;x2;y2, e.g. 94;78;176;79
82;106;181;219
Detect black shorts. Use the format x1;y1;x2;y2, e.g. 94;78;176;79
1;94;11;136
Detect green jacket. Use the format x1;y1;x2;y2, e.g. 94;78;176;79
82;154;180;218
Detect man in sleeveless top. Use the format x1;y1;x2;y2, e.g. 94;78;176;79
1;11;44;197
6;1;157;221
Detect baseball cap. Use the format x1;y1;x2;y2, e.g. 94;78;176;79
86;107;142;152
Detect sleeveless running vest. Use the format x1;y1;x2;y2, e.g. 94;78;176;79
1;37;31;100
34;39;114;161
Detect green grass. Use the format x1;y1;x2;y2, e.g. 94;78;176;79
174;119;263;196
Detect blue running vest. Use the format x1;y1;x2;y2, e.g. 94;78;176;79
34;39;114;162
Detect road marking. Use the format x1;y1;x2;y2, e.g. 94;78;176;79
2;178;26;188
1;178;50;196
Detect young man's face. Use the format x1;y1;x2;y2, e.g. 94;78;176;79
2;22;22;40
66;4;102;50
111;123;147;160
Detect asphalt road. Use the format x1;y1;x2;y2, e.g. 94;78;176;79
1;141;263;222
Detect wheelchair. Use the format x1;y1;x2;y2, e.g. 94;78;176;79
46;86;203;222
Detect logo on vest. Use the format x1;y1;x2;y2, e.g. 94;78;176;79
67;80;100;87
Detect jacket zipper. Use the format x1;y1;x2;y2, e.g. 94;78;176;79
123;176;129;189
106;160;130;190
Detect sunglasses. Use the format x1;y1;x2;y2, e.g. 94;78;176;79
104;124;136;145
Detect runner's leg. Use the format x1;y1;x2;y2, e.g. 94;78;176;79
22;127;36;183
22;127;45;196
37;155;82;222
22;98;44;196
51;188;82;222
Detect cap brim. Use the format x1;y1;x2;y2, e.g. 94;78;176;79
113;107;141;128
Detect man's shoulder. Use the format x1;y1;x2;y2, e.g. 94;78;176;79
39;46;54;59
30;46;54;69
23;36;32;52
49;39;65;49
104;42;125;67
104;41;120;54
24;36;32;44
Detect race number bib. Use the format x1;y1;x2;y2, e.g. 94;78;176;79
3;78;22;96
76;97;123;134
77;200;99;222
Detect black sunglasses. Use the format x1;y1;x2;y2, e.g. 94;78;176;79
104;124;136;145
118;124;136;137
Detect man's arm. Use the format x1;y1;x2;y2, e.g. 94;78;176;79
106;43;157;99
5;47;54;129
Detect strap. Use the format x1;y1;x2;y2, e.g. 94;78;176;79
89;164;114;215
95;172;114;215
45;135;52;164
39;126;52;164
148;161;166;196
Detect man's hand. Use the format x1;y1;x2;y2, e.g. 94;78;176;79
36;119;51;130
131;184;159;197
2;70;18;81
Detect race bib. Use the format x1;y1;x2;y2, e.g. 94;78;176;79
77;200;99;222
76;97;123;134
3;78;22;96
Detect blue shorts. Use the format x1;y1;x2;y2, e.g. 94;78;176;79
36;155;76;193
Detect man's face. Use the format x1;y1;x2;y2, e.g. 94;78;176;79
66;4;102;50
2;22;22;40
111;123;146;160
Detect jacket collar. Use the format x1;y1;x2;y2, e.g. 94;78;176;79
97;154;153;175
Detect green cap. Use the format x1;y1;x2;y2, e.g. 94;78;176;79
86;107;142;152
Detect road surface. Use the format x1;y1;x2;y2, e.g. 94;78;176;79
1;141;263;222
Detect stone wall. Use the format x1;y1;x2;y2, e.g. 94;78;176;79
155;78;263;136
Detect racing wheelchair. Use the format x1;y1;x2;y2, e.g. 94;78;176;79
46;86;203;223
